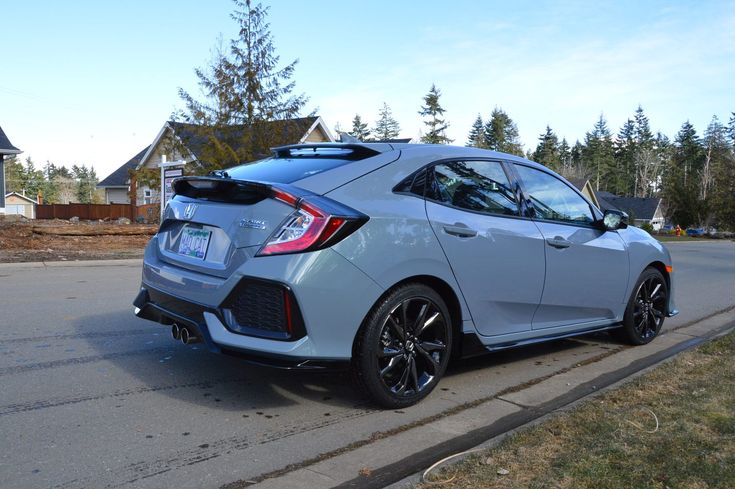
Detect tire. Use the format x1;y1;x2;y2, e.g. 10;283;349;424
615;267;668;345
352;283;452;408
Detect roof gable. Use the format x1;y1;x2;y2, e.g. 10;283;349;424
97;145;150;188
5;192;38;204
0;125;21;155
137;116;332;169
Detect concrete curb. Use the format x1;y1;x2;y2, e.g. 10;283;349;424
242;310;735;489
0;258;143;270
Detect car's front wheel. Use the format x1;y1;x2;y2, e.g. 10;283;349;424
353;284;452;408
615;267;668;345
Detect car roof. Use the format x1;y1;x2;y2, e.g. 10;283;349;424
274;142;545;171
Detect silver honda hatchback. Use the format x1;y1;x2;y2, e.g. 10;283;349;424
134;143;678;407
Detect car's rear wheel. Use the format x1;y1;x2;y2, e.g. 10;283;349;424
615;267;668;345
353;284;452;408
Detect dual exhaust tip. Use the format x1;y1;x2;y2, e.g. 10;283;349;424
171;323;202;345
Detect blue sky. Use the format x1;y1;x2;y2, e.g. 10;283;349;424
1;0;733;179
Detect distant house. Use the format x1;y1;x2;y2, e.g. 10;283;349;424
567;178;601;208
4;192;37;219
97;146;149;204
97;117;333;205
0;124;23;215
595;191;665;230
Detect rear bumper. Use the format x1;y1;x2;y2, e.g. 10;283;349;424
134;286;348;370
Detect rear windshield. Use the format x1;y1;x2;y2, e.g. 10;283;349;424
227;152;357;183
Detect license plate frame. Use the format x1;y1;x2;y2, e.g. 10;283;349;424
177;227;212;260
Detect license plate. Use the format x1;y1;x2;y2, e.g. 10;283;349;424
178;227;211;260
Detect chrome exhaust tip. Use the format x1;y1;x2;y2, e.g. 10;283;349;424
180;327;201;345
171;323;181;341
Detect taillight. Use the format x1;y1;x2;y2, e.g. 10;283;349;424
256;188;367;256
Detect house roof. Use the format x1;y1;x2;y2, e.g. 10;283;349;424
594;191;661;220
0;125;22;155
138;116;332;169
567;178;587;191
97;145;150;188
5;192;38;204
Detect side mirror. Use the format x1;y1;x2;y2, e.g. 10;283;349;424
602;209;628;230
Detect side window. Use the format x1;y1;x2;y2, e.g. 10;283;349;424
431;161;518;216
514;164;594;224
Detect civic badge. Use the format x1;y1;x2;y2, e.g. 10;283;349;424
183;203;198;220
239;218;267;230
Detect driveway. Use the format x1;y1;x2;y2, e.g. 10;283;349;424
0;241;733;489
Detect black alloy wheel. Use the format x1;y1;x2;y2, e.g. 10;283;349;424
616;267;668;345
353;284;452;408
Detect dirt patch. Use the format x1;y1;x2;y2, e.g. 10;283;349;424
0;218;156;263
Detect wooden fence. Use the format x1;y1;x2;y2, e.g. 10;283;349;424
36;203;161;222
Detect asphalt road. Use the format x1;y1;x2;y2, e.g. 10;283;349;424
0;241;733;489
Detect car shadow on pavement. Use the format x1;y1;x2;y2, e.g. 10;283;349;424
445;332;620;377
73;310;366;412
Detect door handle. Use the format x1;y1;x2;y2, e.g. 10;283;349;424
443;224;477;238
546;236;571;249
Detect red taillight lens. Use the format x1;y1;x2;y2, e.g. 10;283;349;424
256;190;364;257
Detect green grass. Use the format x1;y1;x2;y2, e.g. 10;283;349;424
419;331;735;488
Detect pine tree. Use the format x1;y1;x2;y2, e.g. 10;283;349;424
582;115;616;192
2;156;25;194
662;121;704;227
614;119;636;195
484;108;523;156
571;140;585;175
466;114;485;148
71;165;99;204
558;138;572;176
419;84;452;144
176;0;308;170
532;126;561;171
373;103;400;141
703;116;734;228
349;114;371;141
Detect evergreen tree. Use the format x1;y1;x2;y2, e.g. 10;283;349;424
348;114;371;141
532;126;561;171
373;103;400;141
662;121;704;227
571;140;585;175
484;108;523;156
466;114;485;148
582;115;616;191
2;156;25;194
71;165;99;204
176;0;308;170
558;138;572;176
704;116;734;228
613;119;636;195
419;84;452;144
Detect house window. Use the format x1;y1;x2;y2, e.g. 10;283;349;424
144;189;152;205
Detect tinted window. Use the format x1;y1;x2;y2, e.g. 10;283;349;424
514;164;594;224
432;161;518;216
227;156;354;183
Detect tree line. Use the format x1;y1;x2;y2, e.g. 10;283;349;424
171;0;735;230
3;156;101;204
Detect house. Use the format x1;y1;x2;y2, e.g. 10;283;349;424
0;124;23;215
568;178;601;208
4;192;37;219
97;146;149;204
594;191;665;230
98;116;333;205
